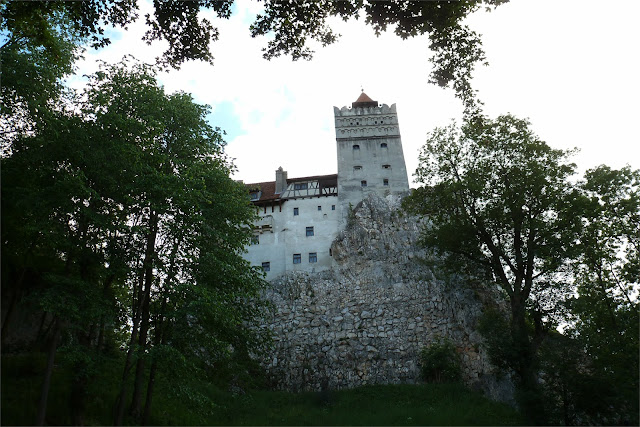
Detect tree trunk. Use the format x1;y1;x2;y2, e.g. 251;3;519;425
129;211;158;421
114;286;144;425
35;316;62;426
141;359;158;426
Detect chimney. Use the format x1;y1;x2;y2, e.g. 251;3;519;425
275;167;288;193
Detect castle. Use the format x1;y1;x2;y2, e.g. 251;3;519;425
245;92;411;278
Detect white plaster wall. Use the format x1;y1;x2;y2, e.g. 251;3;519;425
335;104;410;220
245;196;341;279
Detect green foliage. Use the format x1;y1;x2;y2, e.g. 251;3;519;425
404;114;581;423
419;338;462;384
2;54;270;423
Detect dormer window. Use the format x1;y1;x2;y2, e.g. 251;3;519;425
294;182;308;190
249;191;260;201
353;144;360;150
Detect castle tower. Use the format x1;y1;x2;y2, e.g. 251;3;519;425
334;92;410;212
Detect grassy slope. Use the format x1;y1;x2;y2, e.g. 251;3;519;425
2;353;522;425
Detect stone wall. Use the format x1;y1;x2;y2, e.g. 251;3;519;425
262;193;514;403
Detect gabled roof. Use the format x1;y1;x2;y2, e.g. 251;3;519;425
246;173;337;203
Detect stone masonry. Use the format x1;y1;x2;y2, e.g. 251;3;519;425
262;193;514;403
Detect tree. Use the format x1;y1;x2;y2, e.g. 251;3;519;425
1;57;270;425
404;115;580;423
559;165;639;425
1;0;508;111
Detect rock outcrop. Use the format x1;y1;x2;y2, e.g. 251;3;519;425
263;193;514;403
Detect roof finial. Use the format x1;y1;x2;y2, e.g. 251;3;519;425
361;85;364;93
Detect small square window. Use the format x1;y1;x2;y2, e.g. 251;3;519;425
353;144;360;150
380;143;388;148
383;179;389;186
361;180;367;187
331;205;336;211
293;207;299;216
309;252;317;263
317;206;322;211
262;262;270;272
306;226;314;237
251;235;259;245
293;253;301;264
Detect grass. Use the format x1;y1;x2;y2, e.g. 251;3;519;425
211;383;523;426
2;353;523;425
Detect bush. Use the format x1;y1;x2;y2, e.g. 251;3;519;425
420;338;461;383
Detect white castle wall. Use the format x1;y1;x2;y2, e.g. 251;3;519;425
335;103;410;218
245;196;340;279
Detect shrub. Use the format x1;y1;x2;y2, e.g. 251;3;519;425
420;338;461;383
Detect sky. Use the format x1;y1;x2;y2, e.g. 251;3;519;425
71;0;640;186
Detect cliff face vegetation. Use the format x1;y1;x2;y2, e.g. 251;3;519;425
263;193;515;403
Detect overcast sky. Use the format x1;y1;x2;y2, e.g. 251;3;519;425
72;0;640;186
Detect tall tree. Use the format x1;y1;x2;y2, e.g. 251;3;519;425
2;56;270;424
404;115;580;423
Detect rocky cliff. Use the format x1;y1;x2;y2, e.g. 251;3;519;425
262;193;514;403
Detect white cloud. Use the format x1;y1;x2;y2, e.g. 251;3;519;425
72;0;640;186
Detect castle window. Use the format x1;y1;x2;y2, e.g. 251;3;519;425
293;254;301;264
306;226;314;237
293;207;299;216
317;205;322;211
361;180;367;187
309;253;317;263
354;166;362;171
353;144;360;150
294;182;308;190
330;248;333;256
383;179;389;186
380;143;388;148
382;164;391;169
332;205;336;210
262;262;270;272
251;235;259;245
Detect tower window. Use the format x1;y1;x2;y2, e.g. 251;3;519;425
293;254;301;264
293;207;299;216
382;164;391;169
383;179;389;186
317;205;322;211
361;180;367;187
306;226;314;237
309;253;317;263
331;205;336;211
262;262;270;272
251;235;259;245
353;144;360;150
380;143;388;148
354;165;362;171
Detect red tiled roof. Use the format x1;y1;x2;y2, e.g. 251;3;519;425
352;91;378;108
246;173;337;203
354;92;374;103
